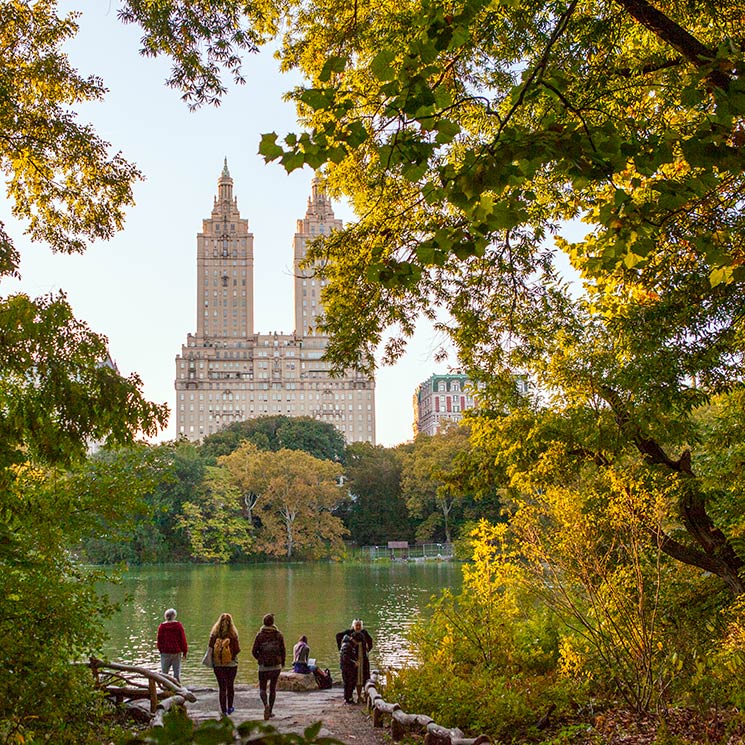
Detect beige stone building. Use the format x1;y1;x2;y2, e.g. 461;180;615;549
174;162;375;443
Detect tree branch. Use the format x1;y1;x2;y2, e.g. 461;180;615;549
613;0;730;90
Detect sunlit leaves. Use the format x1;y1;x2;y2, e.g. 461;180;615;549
1;0;142;260
118;0;277;108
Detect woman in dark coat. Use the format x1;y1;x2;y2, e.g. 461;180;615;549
339;634;358;703
252;613;286;720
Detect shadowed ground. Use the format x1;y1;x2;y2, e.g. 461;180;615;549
184;684;388;745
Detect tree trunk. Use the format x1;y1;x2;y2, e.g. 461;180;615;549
601;386;744;594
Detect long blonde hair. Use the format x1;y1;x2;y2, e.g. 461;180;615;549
211;612;238;639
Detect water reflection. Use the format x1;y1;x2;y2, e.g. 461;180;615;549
98;562;461;687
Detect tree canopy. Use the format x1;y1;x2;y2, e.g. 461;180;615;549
199;415;347;463
341;441;413;545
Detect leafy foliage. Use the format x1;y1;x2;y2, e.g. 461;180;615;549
0;458;154;743
1;0;142;265
400;423;479;543
118;0;280;109
179;463;256;562
0;293;168;484
179;443;347;560
340;441;413;545
244;447;347;558
129;708;344;745
199;415;346;464
262;0;745;595
80;440;206;564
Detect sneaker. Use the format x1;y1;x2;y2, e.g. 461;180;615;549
227;707;234;715
344;699;354;705
264;704;271;720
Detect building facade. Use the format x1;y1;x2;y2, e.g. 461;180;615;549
174;163;375;443
413;373;479;436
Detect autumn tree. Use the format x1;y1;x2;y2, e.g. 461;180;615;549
215;440;266;529
255;0;745;595
400;424;473;544
223;447;346;558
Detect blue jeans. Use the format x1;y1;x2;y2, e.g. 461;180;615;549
160;652;182;681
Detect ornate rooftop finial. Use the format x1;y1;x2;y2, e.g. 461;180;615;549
306;174;335;221
221;157;230;178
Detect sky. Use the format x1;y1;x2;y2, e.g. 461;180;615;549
0;2;456;447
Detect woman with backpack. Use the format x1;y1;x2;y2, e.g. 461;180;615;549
251;613;286;720
208;612;240;716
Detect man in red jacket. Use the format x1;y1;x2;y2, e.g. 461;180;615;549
157;608;188;682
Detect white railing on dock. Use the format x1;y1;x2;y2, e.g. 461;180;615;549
356;542;454;561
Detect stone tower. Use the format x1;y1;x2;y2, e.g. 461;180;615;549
174;164;376;443
196;159;254;339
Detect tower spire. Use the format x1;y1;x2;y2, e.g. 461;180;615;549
216;158;234;207
305;176;335;221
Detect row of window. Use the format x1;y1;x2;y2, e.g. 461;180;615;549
181;423;373;439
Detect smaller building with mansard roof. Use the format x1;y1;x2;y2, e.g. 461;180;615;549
413;373;479;436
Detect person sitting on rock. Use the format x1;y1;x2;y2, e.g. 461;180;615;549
292;634;312;674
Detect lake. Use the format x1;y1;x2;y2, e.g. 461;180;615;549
99;561;462;686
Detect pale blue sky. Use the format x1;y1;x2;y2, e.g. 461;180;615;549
0;2;453;446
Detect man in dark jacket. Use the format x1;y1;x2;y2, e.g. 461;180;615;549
252;613;286;720
339;634;358;703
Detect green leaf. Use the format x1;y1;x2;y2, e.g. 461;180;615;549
710;265;734;287
258;133;284;161
304;721;323;739
299;88;334;111
434;119;461;144
319;56;347;82
370;50;396;82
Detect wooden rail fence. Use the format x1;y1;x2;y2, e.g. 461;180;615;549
87;658;197;723
364;671;490;745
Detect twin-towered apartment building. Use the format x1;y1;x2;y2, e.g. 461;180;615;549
174;162;375;443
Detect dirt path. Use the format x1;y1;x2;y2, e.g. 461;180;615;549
185;684;390;745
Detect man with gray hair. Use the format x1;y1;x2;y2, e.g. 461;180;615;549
157;608;188;682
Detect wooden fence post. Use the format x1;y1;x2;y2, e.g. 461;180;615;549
148;678;158;713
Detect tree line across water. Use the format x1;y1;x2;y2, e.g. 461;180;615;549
79;415;502;565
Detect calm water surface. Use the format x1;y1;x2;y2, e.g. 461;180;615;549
100;562;461;686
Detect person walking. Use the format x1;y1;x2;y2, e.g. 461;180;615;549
252;613;286;720
339;633;358;704
208;612;240;716
336;619;373;702
292;635;311;674
156;608;188;682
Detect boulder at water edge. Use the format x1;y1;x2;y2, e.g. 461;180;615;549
277;671;318;692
